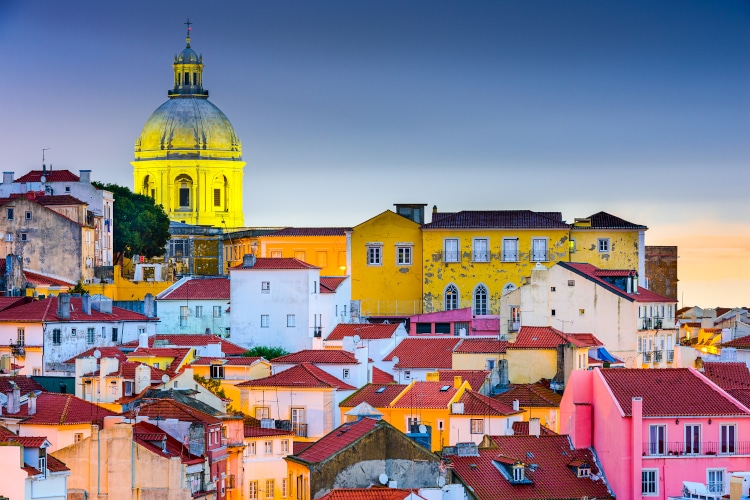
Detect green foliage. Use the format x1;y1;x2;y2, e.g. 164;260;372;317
193;374;242;414
69;281;89;295
242;346;289;360
93;182;171;261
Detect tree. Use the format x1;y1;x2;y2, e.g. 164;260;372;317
242;346;289;360
93;182;171;264
69;281;89;295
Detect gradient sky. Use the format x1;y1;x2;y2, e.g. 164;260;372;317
1;1;748;307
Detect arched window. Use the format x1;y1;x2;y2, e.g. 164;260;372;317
474;284;488;315
502;283;517;295
142;175;155;199
445;284;458;311
175;174;193;210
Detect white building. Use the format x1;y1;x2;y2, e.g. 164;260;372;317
156;276;230;336
271;348;369;389
229;256;350;352
500;262;678;366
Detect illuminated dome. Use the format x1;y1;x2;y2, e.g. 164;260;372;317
177;46;200;64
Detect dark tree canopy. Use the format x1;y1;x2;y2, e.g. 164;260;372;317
242;346;290;360
94;182;171;261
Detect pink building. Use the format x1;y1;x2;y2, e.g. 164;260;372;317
408;307;500;336
561;368;750;499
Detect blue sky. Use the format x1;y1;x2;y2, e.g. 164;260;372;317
1;1;748;306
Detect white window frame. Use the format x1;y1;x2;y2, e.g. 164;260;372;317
445;284;459;311
262;281;271;293
249;480;258;500
396;245;412;266
342;368;350;379
472;238;489;262
648;424;666;455
247;441;257;456
473;284;488;315
684;423;700;454
213;305;222;318
720;423;737;454
254;407;270;419
367;245;382;266
642;468;658;496
707;468;726;494
281;478;287;498
444;238;459;263
598;238;610;253
261;314;270;328
210;364;225;380
266;479;275;498
531;238;548;262
470;419;484;434
287;314;295;327
264;440;273;455
502;238;519;262
281;439;290;454
195;305;203;318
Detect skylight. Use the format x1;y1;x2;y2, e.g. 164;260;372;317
376;387;387;393
440;385;451;392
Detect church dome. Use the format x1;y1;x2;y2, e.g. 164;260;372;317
177;46;200;64
135;97;241;155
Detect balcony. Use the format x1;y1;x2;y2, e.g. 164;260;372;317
643;441;750;457
667;350;675;363
444;251;460;263
225;474;236;489
654;350;663;363
643;351;652;363
508;320;520;333
292;423;308;438
472;252;489;263
10;343;25;357
530;250;550;263
501;253;519;263
640;317;664;330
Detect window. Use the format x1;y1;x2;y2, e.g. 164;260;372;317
445;284;458;311
213;188;221;207
287;314;295;327
473;284;488;315
74;433;84;443
403;370;411;380
472;238;489;262
642;469;658;496
281;478;287;498
261;315;269;328
255;407;270;419
266;479;275;497
87;328;95;344
531;238;548;262
512;465;524;483
6;208;13;220
648;424;666;455
281;439;289;454
261;281;270;293
415;323;432;334
470;419;484;434
195;306;203;318
52;329;61;345
102;326;106;338
270;250;282;258
342;368;350;379
685;424;700;454
397;246;412;265
180;305;189;318
5;234;12;242
291;408;306;437
569;238;577;253
124;381;133;396
210;364;225;379
213;306;222;318
111;328;118;342
444;238;459;262
708;469;725;494
20;233;27;242
502;238;519;262
435;322;450;334
246;441;257;456
25;211;32;220
721;424;736;454
317;251;327;268
598;238;610;253
249;481;258;500
367;245;382;265
264;440;273;454
179;187;190;207
579;309;585;316
71;328;76;337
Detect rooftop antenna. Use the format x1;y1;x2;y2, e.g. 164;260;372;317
184;18;193;46
41;148;51;180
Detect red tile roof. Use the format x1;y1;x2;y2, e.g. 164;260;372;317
126;348;191;374
458;390;521;416
436;370;490;392
134;398;223;425
593;269;636;277
494;384;563;408
340;384;407;409
23;465;43;476
568;333;604;348
23;271;76;287
423;210;569;229
0;376;46;394
318;488;421;500
46;454;70;472
266;227;351;237
190;356;263;366
510;326;599;349
83;361;167;382
722;336;750;349
0;297;153;323
371;367;395;384
320;276;348;293
326;323;401;341
237;363;354;390
703;362;750;390
384;338;461;369
157;277;230;300
272;350;359;365
0;428;50;448
243;425;294;438
28;194;86;206
0;296;31;311
450;435;613;500
4;393;118;425
560;262;676;303
63;346;129;364
231;257;320;270
120;334;247;356
599;368;750;417
15;170;81;183
577;211;647;230
391;381;460;409
292;418;379;463
511;421;556;435
133;421;204;464
454;338;508;354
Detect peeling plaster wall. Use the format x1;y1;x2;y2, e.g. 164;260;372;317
570;229;641;275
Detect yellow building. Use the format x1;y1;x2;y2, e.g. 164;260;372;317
351;207;424;317
126;347;195;373
133;26;245;228
257;227;350;276
190;356;271;405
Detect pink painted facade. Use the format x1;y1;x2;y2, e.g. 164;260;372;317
408;307;500;336
561;368;750;500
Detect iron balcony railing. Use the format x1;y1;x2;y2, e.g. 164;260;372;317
293;423;308;438
667;350;675;363
643;441;750;456
444;250;460;262
640;317;664;330
654;350;663;363
530;250;550;262
472;251;490;262
508;320;520;333
643;351;652;363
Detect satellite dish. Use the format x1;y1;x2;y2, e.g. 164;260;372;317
161;374;170;384
392;356;400;365
378;473;388;485
93;349;102;359
353;334;361;344
419;424;427;434
40;175;46;184
437;477;446;487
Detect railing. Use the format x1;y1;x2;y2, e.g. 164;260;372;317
472;252;489;262
292;423;308;438
643;351;652;363
667;350;674;363
654;350;663;363
643;441;750;456
10;343;25;357
225;474;236;489
530;250;550;262
444;251;460;262
501;253;519;262
508;320;520;333
640;317;664;330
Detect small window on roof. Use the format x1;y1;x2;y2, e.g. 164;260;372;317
440;385;451;392
376;387;387;393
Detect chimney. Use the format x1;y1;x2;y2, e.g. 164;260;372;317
512;399;520;411
79;170;91;184
57;293;71;319
453;376;463;389
135;364;151;394
138;332;149;348
7;382;20;414
529;417;541;437
633;275;639;294
27;392;37;416
143;293;156;318
81;294;91;315
2;172;13;184
432;205;437;214
242;254;256;268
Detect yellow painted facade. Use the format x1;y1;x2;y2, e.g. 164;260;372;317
258;234;348;276
506;349;559;385
518;405;561;433
127;348;195;372
132;32;245;228
351;211;423;316
28;265;171;300
451;352;507;371
570;220;643;271
191;361;271;405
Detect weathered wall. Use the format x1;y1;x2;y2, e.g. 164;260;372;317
506;349;557;384
645;245;678;300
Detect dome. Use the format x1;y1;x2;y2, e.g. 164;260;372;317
135;97;241;155
177;46;200;64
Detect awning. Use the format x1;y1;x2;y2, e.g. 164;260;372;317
596;347;618;363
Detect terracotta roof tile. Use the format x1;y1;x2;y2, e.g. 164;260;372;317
371;367;395;384
272;350;358;365
703;362;750;390
4;393;118;425
511;421;556;435
340;384;408;408
292;418;379;463
320;277;348;294
22;271;76;287
237;363;354;390
0;297;152;323
454;338;507;354
157;277;230;300
577;211;647;230
560;262;676;303
231;257;320;270
134;398;223;425
0;376;46;394
384;338;461;369
722;336;750;349
436;370;489;392
133;421;204;464
599;368;749;417
126;347;191;374
450;435;613;500
318;488;420;500
391;381;460;409
120;334;246;355
83;361;167;381
0;296;31;311
510;326;598;349
23;465;43;476
27;194;86;206
266;227;351;237
458;390;521;416
63;346;128;364
326;323;400;341
494;384;563;408
423;210;569;229
15;170;80;183
46;454;70;472
190;356;263;366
